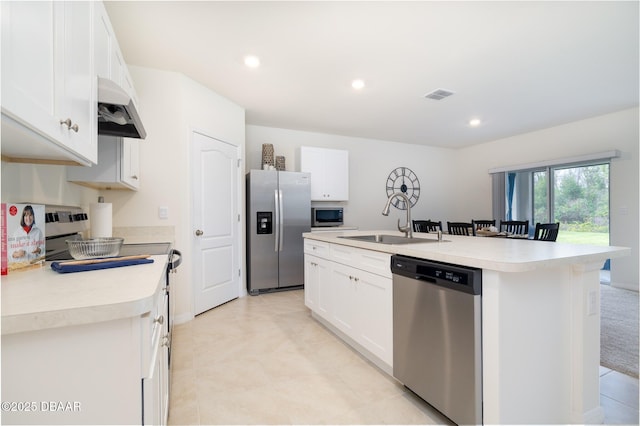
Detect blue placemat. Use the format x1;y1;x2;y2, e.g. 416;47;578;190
51;258;154;274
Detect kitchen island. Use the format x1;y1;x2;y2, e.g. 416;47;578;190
303;230;629;425
1;256;170;425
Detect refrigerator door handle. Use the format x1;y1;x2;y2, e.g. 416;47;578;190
278;189;284;251
274;189;280;252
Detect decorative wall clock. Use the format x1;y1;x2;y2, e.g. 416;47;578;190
386;167;420;210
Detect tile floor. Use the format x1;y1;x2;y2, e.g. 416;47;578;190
169;289;639;425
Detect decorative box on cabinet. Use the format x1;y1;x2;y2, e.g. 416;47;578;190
1;0;97;166
67;135;140;190
300;146;349;201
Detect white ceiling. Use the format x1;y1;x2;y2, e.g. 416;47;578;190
105;1;639;149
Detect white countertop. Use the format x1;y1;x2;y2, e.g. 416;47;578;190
1;255;168;335
303;230;630;272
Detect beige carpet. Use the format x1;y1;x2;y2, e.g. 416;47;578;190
600;284;639;378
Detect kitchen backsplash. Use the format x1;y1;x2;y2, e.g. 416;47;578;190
113;226;175;244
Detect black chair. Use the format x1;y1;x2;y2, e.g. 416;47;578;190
413;220;443;233
499;220;529;235
533;222;560;241
471;219;496;236
447;221;473;236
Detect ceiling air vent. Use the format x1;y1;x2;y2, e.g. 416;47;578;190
424;88;455;101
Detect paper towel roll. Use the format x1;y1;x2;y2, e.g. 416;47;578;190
90;203;112;238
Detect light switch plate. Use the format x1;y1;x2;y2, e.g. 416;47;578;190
158;206;169;220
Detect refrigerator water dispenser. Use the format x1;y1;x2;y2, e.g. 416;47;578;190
257;212;272;234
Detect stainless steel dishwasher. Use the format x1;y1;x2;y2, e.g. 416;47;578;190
392;255;482;426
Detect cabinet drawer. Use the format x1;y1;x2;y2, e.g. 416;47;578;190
330;243;355;264
357;249;392;278
329;243;392;278
304;239;329;258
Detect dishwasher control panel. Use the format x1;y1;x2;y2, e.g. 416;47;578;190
391;255;482;295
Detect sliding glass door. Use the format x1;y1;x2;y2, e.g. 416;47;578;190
552;164;609;245
505;162;610;245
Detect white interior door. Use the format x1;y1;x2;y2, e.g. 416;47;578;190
192;130;240;315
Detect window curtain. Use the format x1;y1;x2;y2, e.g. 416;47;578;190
506;172;516;220
491;172;506;221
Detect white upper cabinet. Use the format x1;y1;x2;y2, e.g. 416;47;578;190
67;135;140;190
1;1;97;166
94;1;139;105
67;2;140;190
300;146;349;201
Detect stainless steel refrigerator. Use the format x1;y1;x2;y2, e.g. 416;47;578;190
246;170;311;294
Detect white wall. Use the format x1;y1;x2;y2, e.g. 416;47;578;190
246;125;459;230
105;66;245;323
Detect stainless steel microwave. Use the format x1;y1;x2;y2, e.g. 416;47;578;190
312;207;343;227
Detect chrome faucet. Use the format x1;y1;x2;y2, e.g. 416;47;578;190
382;192;413;238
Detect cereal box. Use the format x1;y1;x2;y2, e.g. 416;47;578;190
1;203;7;275
6;204;46;272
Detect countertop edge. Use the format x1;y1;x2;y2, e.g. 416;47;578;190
1;255;169;335
303;230;630;272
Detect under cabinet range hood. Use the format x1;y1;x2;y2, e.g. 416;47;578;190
97;77;147;139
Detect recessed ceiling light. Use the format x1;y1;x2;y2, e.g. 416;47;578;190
351;79;365;90
469;118;481;127
244;55;260;68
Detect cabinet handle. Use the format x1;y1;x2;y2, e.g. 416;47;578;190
70;123;79;132
59;118;72;128
161;336;170;347
154;315;164;325
195;229;204;236
131;175;138;180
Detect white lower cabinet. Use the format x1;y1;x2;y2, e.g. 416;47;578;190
304;255;321;312
304;240;392;369
305;256;333;321
353;268;392;365
0;285;169;425
330;263;358;336
143;291;170;425
330;261;392;367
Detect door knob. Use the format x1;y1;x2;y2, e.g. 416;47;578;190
195;229;203;236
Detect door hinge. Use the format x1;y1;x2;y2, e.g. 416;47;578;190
237;159;242;168
238;214;241;222
238;269;241;277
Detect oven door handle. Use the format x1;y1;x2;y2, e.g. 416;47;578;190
168;249;182;271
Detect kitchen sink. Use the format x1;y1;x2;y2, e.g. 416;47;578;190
338;234;442;245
